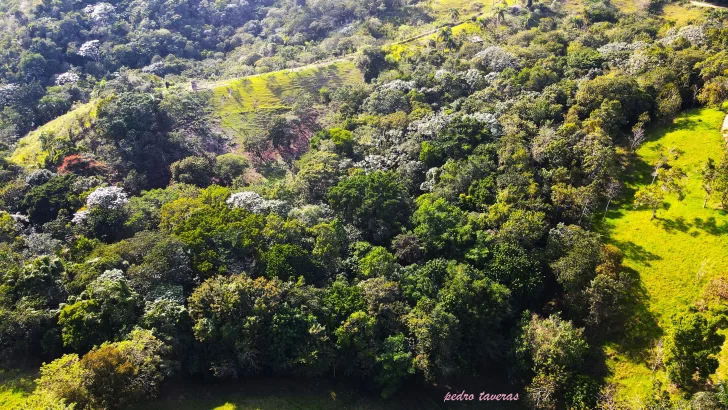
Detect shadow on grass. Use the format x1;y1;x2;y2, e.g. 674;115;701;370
658;215;691;234
693;216;728;235
590;267;662;367
610;239;662;266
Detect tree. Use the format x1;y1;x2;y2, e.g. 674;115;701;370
633;184;665;220
518;314;589;410
188;274;285;377
264;243;322;283
412;195;471;257
32;330;169;409
603;179;622;216
170;156;214;187
701;158;718;208
664;311;724;388
375;334;414;398
359;246;398;278
21;174;79;225
328;170;412;244
712;154;728;209
436;27;458;51
214;154;249;186
448;8;460;23
58;270;139;351
548;224;602;298
628;113;650;152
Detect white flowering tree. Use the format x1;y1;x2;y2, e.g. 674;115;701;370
78;40;101;61
86;186;129;210
227;191;290;216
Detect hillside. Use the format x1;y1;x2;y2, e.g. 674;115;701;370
9;101;98;168
210;60;364;148
601;108;728;402
5;0;728;409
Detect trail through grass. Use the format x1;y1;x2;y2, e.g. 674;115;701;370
600;108;728;402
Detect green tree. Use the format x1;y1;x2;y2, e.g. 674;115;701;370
188;274;284;377
170;156;214;187
375;334;414;398
633;184;665;220
328;170;412;244
664;311;724;388
359;246;398;278
264;243;321;283
58;270;139;351
702;158;718;208
518;314;589;410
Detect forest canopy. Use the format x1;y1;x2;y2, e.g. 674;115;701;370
3;0;728;409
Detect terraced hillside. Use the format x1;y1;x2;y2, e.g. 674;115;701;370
209;60;364;149
601;108;728;402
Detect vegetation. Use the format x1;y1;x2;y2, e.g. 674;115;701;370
3;0;728;409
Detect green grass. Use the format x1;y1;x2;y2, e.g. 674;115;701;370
211;60;363;149
600;108;728;403
0;369;36;409
662;2;705;25
9;101;98;168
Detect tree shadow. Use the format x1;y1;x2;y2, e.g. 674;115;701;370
591;267;662;369
617;268;663;354
693;217;728;236
657;216;691;234
610;239;662;266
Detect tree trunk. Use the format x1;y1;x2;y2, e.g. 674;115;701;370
603;198;612;219
651;206;657;220
703;194;709;209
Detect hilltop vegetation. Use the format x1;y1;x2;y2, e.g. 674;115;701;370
4;0;728;409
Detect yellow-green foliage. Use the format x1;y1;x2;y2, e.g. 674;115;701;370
9;101;98;168
0;369;35;409
602;108;728;402
212;60;363;147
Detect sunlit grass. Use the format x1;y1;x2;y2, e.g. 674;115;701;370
601;108;728;402
662;3;705;25
212;60;363;148
0;369;35;409
10;101;97;168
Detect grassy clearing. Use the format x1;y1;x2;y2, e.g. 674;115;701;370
211;60;363;148
600;108;728;402
662;3;705;25
0;369;36;409
9;101;97;168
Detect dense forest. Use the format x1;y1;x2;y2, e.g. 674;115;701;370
3;0;728;408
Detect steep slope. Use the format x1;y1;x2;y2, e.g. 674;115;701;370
9;101;98;168
209;59;363;147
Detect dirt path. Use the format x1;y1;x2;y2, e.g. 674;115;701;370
188;9;493;91
690;1;728;9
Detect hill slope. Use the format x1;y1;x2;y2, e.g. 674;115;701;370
210;59;363;148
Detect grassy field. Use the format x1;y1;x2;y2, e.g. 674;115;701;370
210;60;363;149
9;101;97;168
0;369;36;409
599;108;728;402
